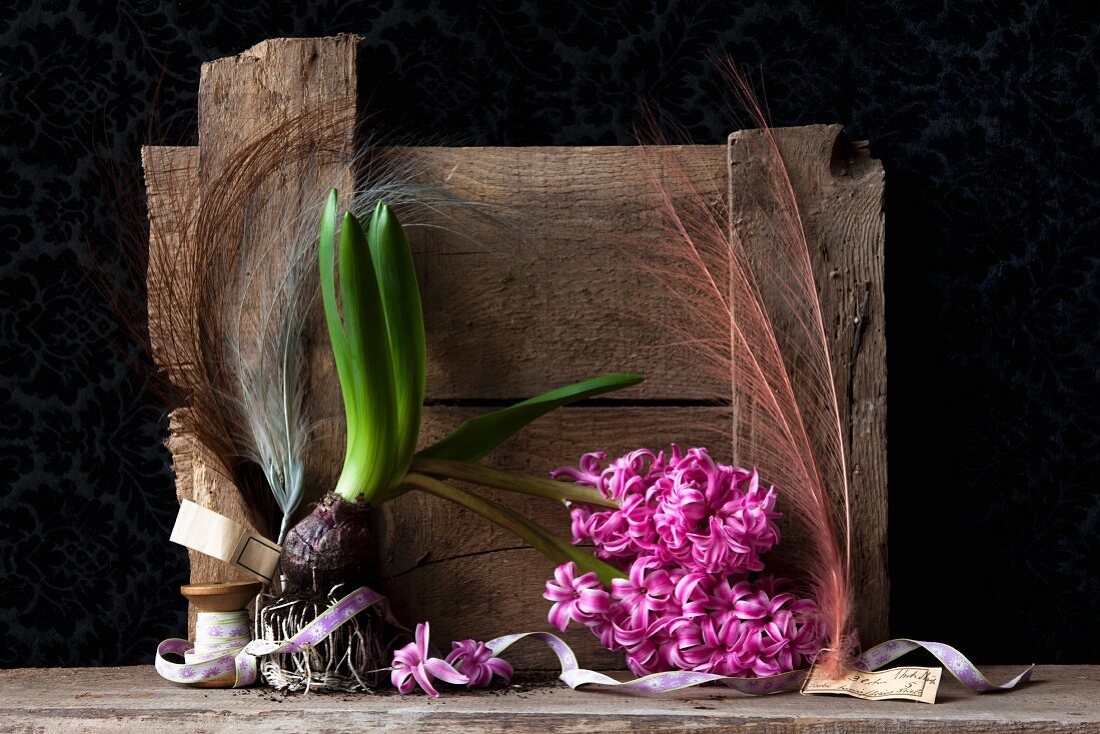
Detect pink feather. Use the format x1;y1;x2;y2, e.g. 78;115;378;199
639;63;855;676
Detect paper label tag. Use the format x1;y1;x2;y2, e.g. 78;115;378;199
801;660;942;704
170;500;282;582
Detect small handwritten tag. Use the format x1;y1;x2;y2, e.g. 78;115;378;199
801;661;942;704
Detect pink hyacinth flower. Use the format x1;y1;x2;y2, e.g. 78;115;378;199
622;616;678;676
546;446;822;678
391;622;468;697
611;556;674;627
697;615;755;677
446;639;514;688
543;562;611;631
605;448;662;500
551;451;607;490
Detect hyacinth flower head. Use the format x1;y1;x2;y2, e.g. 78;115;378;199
546;446;821;677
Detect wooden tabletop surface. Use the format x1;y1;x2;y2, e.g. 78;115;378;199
2;665;1096;732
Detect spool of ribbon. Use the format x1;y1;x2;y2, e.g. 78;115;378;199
159;610;253;687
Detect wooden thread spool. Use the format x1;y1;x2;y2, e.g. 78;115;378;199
180;581;263;688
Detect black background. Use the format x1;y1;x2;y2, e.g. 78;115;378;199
1;1;1096;667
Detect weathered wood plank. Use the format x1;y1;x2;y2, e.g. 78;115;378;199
400;144;730;400
197;34;358;175
727;125;888;645
143;36;361;631
142;144;198;368
194;35;359;530
380;130;888;658
2;665;1092;733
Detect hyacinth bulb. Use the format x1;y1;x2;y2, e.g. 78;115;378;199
280;492;377;590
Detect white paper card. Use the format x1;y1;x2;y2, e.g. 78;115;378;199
170;500;281;582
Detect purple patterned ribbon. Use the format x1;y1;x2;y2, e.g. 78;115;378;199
155;587;385;687
486;632;806;694
486;633;1034;696
855;638;1034;692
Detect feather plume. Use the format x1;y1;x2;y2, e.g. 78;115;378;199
145;103;479;542
639;65;854;675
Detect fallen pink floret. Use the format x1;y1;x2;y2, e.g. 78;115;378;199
446;639;514;688
391;622;468;697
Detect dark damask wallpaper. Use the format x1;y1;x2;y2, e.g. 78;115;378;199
0;0;1096;667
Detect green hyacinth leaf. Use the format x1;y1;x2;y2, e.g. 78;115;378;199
404;473;624;587
332;210;398;502
367;202;425;481
319;189;353;410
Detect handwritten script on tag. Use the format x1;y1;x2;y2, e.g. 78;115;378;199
801;661;942;704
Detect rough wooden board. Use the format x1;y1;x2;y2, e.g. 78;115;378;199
293;142;733;498
142;36;360;632
728;125;888;645
377;131;887;659
197;34;358;176
2;666;1093;733
195;33;358;524
146;139;882;403
400;144;730;400
142;144;199;368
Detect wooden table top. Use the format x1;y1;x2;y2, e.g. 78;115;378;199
2;665;1096;732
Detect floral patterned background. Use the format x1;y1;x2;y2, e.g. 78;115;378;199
1;1;1095;666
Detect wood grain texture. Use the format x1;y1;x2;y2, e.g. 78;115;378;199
2;665;1092;733
728;126;888;645
142;145;199;369
194;34;359;520
378;132;887;660
400;144;729;400
197;34;358;175
145;37;888;668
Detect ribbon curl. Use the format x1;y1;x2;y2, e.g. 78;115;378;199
485;632;1034;696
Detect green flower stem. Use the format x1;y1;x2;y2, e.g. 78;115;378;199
408;457;619;509
402;473;623;587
